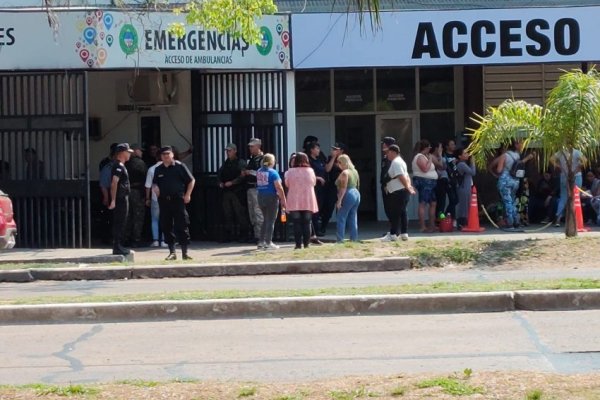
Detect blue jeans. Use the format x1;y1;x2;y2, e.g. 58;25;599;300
556;173;583;218
150;200;163;242
497;172;520;226
336;188;360;242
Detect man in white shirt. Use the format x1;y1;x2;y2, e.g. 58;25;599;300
382;145;416;242
145;160;167;247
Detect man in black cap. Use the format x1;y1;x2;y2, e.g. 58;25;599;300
218;143;249;242
242;138;264;243
108;143;133;255
153;146;196;260
125;144;147;247
98;143;118;245
380;137;397;235
319;142;346;236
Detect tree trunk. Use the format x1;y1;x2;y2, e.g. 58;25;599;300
565;167;577;237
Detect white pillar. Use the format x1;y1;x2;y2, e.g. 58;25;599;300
285;71;297;159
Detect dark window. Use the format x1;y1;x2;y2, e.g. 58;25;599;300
420;67;454;110
376;68;416;111
295;70;331;113
334;69;374;112
420;112;455;145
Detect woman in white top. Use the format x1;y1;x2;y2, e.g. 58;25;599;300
412;139;442;232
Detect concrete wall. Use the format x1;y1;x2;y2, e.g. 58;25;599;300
88;70;193;179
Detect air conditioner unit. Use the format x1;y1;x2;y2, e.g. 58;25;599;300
116;72;178;110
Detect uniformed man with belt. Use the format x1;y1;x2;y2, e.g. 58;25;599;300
243;138;264;243
108;143;133;255
152;146;195;261
125;143;147;247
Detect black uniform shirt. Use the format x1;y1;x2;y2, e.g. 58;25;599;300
326;156;342;187
153;160;194;197
111;161;130;198
380;157;392;188
125;155;147;188
218;157;247;191
245;153;264;187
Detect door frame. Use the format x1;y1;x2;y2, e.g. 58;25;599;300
295;115;335;152
375;113;419;221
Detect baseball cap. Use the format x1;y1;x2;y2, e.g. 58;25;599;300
248;138;262;146
160;146;173;154
115;143;134;153
303;135;319;145
225;143;237;151
381;137;396;146
331;142;346;151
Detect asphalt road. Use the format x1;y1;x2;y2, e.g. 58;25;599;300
1;310;599;384
2;267;599;301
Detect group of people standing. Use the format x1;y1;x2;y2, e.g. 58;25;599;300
99;143;195;259
218;136;362;249
379;137;477;241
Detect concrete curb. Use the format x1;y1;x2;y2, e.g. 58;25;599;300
0;254;133;266
0;257;411;283
1;290;599;324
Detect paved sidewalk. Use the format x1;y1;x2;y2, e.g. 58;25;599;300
2;226;599;265
2;267;598;301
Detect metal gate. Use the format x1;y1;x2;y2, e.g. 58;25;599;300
0;72;89;248
191;71;288;240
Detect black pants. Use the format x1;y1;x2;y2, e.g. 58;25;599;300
312;185;325;233
112;196;129;250
126;188;145;243
388;189;410;235
159;195;190;251
436;178;458;217
320;184;337;233
382;189;392;221
290;210;312;248
222;190;249;237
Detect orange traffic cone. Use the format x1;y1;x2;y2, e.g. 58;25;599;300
574;185;590;232
461;186;485;233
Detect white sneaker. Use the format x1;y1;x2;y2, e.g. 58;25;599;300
160;242;169;248
381;233;398;242
150;240;159;247
265;242;280;250
257;241;266;250
400;233;409;241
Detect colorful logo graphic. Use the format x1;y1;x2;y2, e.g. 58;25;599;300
74;10;120;68
119;24;138;56
256;26;273;56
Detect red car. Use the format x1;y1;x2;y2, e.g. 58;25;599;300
0;189;17;249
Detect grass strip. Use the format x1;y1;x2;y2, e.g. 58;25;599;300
1;278;598;306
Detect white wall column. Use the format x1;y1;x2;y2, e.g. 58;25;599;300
285;71;297;159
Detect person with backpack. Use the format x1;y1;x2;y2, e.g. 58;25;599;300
495;140;535;229
436;139;459;221
455;148;476;230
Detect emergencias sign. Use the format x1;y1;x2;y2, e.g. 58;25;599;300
0;10;291;70
292;7;596;68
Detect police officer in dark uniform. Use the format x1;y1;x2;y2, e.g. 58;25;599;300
380;137;397;232
218;143;249;242
320;142;346;236
108;143;133;255
125;144;147;247
152;146;196;261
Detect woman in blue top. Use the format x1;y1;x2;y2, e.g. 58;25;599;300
256;153;287;250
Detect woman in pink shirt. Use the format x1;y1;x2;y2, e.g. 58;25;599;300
285;152;319;249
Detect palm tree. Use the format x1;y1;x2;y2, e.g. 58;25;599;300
468;69;600;237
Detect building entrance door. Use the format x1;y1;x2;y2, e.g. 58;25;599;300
375;114;419;221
